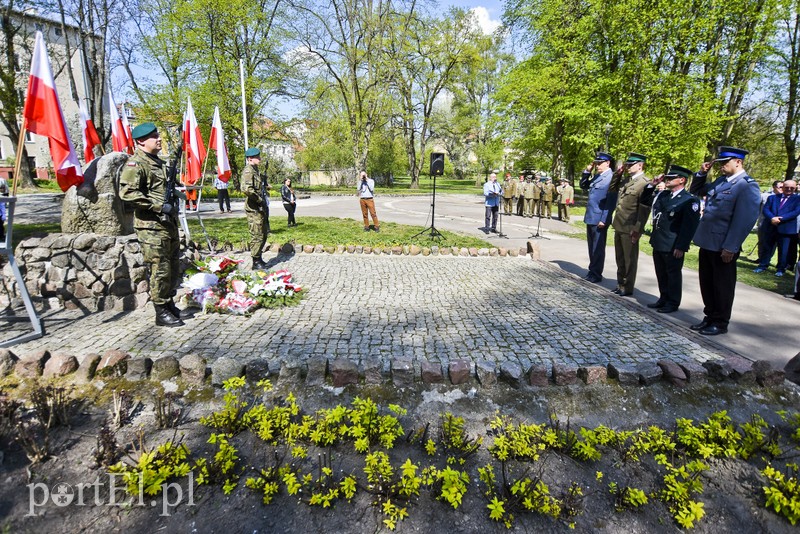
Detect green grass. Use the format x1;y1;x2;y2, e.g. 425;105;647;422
188;215;492;249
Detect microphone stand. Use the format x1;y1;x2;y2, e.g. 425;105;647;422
528;198;550;240
490;193;508;239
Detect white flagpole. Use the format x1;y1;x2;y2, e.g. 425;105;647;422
240;58;248;153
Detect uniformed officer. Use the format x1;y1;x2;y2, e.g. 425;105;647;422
580;151;615;283
241;147;271;270
119;122;187;327
610;152;650;296
531;174;543;217
689;146;761;335
515;174;526;216
502;173;515;215
556;179;574;221
647;165;701;313
523;175;535;217
541;177;556;218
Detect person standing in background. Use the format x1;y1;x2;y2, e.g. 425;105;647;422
281;178;297;227
214;175;231;213
358;171;380;232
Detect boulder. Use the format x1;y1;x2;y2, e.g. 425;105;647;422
306;357;328;386
499;362;524;388
421;361;444;384
15;350;50;378
553;364;578;386
125;357;152;381
96;349;129;377
61;153;134;235
210;357;245;386
448;360;471;385
0;348;18;377
528;364;550;387
577;365;606;385
330;359;358;387
151;356;180;381
72;353;101;384
42;353;79;378
179;353;207;385
476;360;497;387
391;358;414;388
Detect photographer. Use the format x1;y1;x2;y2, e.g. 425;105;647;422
358;171;380;232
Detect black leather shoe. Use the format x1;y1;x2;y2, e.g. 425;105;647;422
611;288;621;294
690;320;709;331
155;304;184;327
166;299;193;320
784;294;800;301
657;305;678;313
699;325;727;336
646;300;665;309
252;258;268;270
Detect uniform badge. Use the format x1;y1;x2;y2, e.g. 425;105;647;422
692;202;700;212
127;162;137;166
669;211;675;217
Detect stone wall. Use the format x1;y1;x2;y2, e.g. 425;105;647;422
1;233;152;312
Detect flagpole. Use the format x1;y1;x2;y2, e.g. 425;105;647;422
240;59;248;152
11;120;27;197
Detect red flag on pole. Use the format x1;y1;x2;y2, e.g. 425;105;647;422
182;97;206;185
120;105;135;154
209;106;231;183
22;31;83;192
79;101;101;163
108;88;130;154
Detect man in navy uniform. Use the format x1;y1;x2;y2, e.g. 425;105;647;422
689;147;761;335
646;165;701;313
755;179;800;276
580;151;615;283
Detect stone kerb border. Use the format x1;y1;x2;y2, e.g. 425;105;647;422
2;234;540;313
0;347;788;391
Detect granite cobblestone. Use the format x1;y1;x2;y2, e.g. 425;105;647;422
5;255;727;376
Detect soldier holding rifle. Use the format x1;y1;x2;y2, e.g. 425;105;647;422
241;147;271;270
119;122;188;327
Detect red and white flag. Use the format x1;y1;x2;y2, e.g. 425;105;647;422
209;106;231;183
108;88;130;154
79;101;101;163
22;31;83;191
182;97;207;185
120;106;135;154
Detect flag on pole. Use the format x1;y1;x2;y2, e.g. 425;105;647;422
209;106;231;183
22;31;83;191
79;102;101;163
182;97;207;185
108;88;130;154
120;104;135;154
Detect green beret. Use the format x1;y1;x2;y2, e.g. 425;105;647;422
245;147;261;158
131;122;157;140
624;152;646;164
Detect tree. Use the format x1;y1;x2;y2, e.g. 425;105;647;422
771;0;800;180
387;8;478;188
288;0;416;174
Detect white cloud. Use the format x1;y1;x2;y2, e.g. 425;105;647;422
469;6;501;35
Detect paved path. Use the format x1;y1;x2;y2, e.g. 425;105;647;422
3;193;798;368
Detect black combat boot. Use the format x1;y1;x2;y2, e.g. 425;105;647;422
252;257;267;270
155;304;184;327
166;299;193;320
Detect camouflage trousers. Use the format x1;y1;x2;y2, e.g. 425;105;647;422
246;209;269;258
137;222;180;305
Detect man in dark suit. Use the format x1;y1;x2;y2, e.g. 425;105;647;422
646;165;701;313
580;151;615;283
689;147;761;335
755;179;800;276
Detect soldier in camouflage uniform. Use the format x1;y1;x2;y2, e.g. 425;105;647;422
241;147;270;270
118;122;187;327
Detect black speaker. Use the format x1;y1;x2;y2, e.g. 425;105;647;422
430;152;445;176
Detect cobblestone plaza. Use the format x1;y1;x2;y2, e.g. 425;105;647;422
4;254;725;372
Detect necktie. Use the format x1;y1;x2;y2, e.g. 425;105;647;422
780;196;788;209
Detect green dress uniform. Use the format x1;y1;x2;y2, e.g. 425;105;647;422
541;181;556;218
523;179;535;217
119;148;180;308
649;187;701;310
611;171;651;294
531;180;542;217
241;163;270;263
557;183;574;221
502;178;515;215
516;178;526;216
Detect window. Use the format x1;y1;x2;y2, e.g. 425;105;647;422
34;22;43;31
54;27;62;36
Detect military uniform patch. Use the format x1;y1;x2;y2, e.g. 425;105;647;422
692;202;700;212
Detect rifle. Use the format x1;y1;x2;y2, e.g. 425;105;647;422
162;126;184;222
259;160;271;236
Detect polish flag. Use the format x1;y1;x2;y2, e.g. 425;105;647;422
79;101;101;163
108;88;130;154
22;31;83;191
182;97;207;185
120;105;135;154
209;106;231;183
